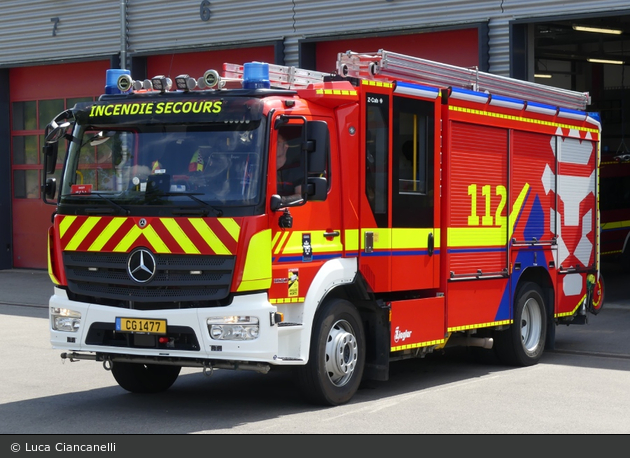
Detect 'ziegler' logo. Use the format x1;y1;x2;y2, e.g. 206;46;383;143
394;326;412;343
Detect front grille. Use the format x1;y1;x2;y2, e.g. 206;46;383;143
63;251;236;310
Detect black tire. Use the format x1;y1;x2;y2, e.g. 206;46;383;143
493;282;547;366
297;299;366;406
111;362;181;394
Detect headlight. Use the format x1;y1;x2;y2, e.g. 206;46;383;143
50;307;81;332
206;316;259;341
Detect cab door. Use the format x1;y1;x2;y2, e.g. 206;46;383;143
359;86;440;293
268;117;342;304
390;93;440;291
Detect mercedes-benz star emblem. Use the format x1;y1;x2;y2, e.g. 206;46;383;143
127;248;157;283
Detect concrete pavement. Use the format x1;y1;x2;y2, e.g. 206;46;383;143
0;268;54;308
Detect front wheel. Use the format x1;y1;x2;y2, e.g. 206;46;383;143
111;362;181;394
296;299;366;406
494;282;547;366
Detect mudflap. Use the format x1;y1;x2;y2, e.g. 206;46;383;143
362;301;390;382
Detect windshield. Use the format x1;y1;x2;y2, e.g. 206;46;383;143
60;121;266;211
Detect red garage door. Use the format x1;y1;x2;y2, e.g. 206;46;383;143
147;46;276;81
10;60;110;269
314;28;480;73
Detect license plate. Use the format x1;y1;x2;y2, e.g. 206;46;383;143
115;317;167;335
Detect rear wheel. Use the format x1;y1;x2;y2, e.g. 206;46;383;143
111;362;181;393
494;282;547;366
297;299;365;406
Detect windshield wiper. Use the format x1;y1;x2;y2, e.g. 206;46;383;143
147;192;223;217
62;192;130;216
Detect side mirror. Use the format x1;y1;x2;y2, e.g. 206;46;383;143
42;143;58;175
306;176;327;202
42;177;57;204
44;108;74;143
270;193;305;212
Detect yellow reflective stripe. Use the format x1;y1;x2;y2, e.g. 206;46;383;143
315;89;358;96
279;232;306;254
113;225;141;252
360;228;391;250
392;228;441;249
59;215;77;238
237;229;272;292
448;226;507;247
270;297;305;304
273;231;290;255
391;338;445;352
189;219;230;255
65;217;101;251
448;319;512;332
345;229;359;252
510;183;529;238
162;218;200;254
47;233;60;286
88;217;126;251
449;105;599;133
280;230;343;254
312;230;343;252
361;80;393;89
145;225;170;253
601;219;630;230
219;218;240;242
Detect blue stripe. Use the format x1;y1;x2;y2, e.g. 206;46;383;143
448;247;507;254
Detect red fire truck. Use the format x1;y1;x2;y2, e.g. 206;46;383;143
42;50;604;406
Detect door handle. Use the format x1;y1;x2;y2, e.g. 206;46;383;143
324;231;340;238
428;232;434;256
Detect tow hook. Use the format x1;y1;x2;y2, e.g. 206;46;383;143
203;361;214;377
103;356;113;371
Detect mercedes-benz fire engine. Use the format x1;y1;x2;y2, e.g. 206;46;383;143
42;50;604;406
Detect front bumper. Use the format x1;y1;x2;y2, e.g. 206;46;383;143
49;287;282;364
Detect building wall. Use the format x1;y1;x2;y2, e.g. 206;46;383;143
1;1;630;74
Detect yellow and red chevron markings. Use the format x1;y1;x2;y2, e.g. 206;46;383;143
58;215;241;255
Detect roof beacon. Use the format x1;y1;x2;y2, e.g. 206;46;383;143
105;69;131;94
242;62;270;89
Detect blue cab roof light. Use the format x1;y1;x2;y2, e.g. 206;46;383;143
242;62;270;89
105;69;131;94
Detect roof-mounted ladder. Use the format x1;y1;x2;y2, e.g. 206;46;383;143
222;63;329;89
337;49;591;111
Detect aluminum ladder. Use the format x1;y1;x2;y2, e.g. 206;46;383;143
222;63;329;90
336;49;591;111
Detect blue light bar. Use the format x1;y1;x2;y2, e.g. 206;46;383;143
105;69;131;94
242;62;270;89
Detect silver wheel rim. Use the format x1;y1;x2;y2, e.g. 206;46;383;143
325;319;358;387
521;296;543;352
